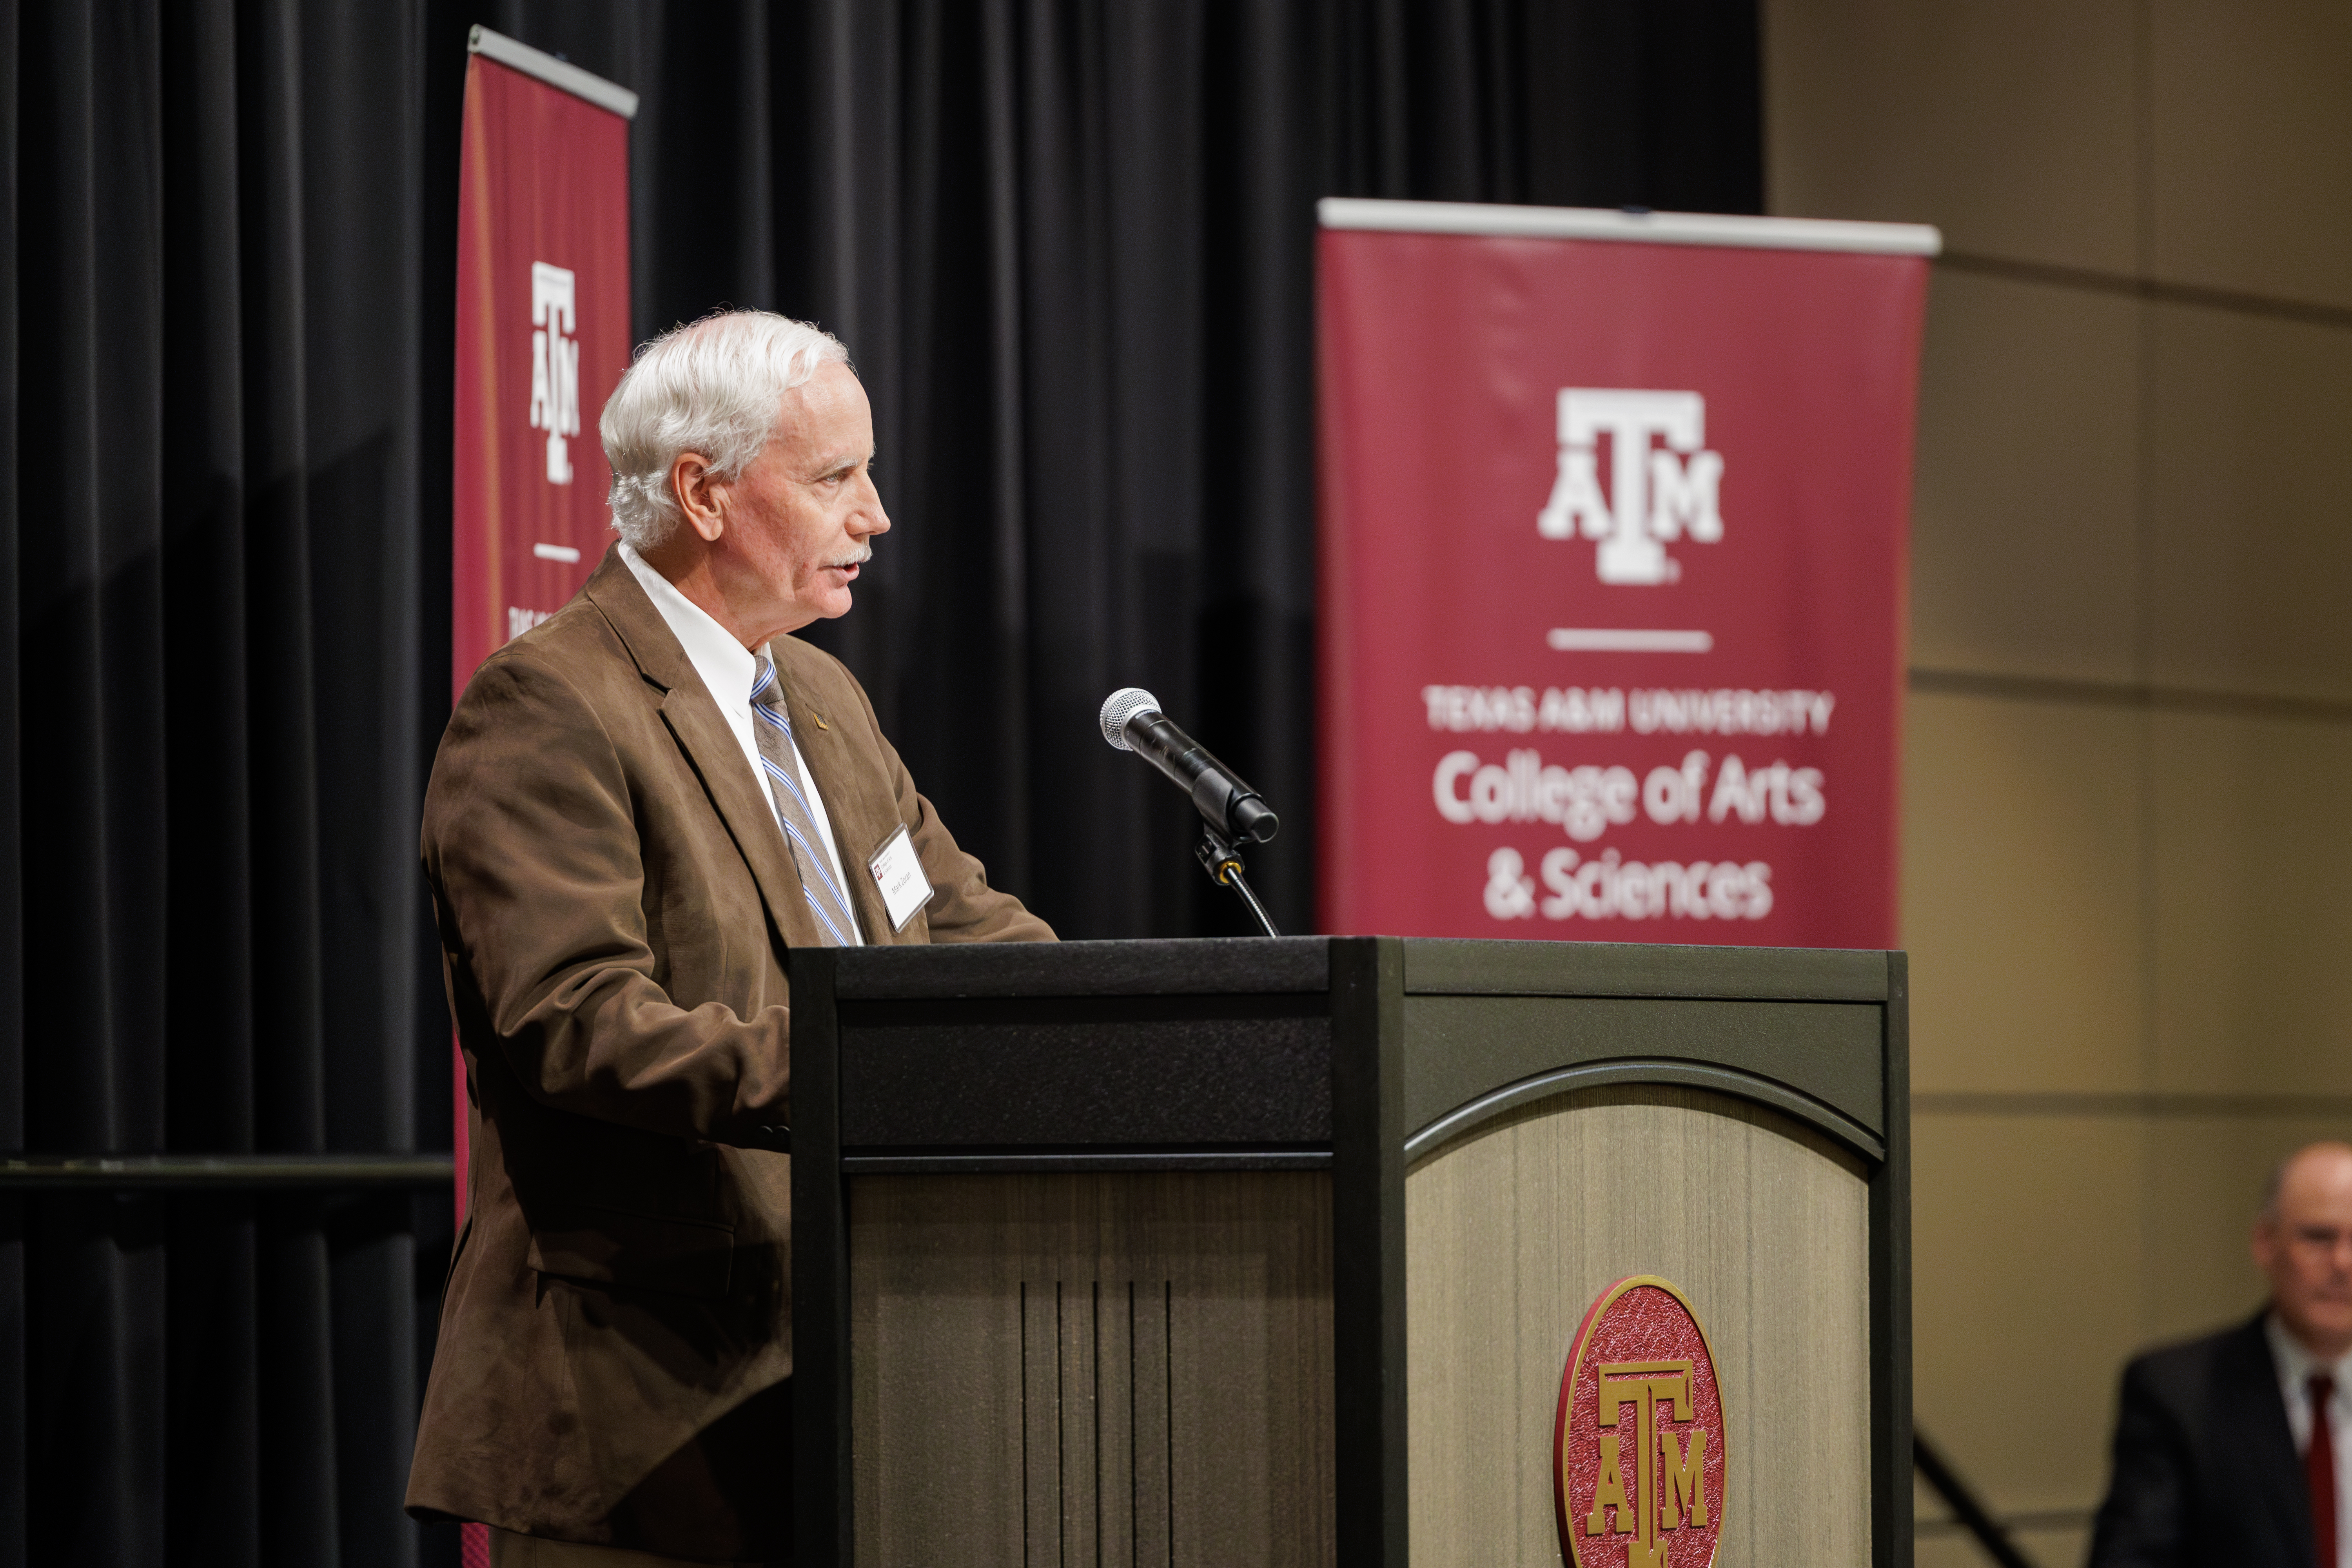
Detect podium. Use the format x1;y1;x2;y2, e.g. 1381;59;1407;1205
789;936;1909;1567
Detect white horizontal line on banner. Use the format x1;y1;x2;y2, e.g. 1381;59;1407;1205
1318;198;1942;257
1547;628;1715;653
533;542;583;564
469;25;640;120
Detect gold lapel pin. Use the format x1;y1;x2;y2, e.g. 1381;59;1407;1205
809;711;829;731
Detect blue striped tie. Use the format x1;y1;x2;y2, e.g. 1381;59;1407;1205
750;651;857;946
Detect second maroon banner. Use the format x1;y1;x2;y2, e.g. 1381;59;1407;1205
452;39;634;702
1317;201;1935;949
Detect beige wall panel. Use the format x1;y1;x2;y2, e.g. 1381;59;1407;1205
1922;1524;2093;1568
1762;0;2138;271
848;1172;1335;1568
2150;0;2352;310
1902;692;2146;1093
2149;711;2352;1094
1406;1085;1871;1568
2141;1115;2352;1346
1919;1525;2089;1568
2016;1524;2093;1568
2146;306;2352;702
1915;1538;1991;1568
1923;1492;2094;1565
1910;271;2141;682
1910;1114;2144;1516
1920;1529;2090;1568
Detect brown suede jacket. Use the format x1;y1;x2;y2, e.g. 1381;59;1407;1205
407;545;1053;1560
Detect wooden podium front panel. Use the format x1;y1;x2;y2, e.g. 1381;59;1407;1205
1405;1085;1871;1566
848;1172;1336;1568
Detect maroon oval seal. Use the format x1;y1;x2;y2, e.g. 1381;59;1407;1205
1553;1276;1726;1568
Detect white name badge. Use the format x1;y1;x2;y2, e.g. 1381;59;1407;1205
867;823;934;932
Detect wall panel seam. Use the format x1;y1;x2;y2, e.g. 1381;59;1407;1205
1909;668;2352;726
1938;251;2352;333
1914;1092;2352;1118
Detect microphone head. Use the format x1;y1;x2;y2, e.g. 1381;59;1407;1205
1099;687;1162;751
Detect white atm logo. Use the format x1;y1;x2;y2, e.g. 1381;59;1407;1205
1537;390;1724;585
529;261;581;486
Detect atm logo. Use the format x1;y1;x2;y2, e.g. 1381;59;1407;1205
1555;1276;1726;1568
1537;390;1725;586
529;261;581;486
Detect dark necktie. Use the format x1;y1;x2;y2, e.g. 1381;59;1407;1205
751;651;856;946
2314;1373;2338;1568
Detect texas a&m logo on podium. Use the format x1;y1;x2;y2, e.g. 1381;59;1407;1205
1554;1276;1726;1568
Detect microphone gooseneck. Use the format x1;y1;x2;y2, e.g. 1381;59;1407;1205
1096;688;1278;845
1097;687;1283;938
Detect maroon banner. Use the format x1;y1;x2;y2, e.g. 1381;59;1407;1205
450;37;633;1566
1317;204;1933;949
452;51;632;700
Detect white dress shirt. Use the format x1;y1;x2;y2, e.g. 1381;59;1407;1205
618;541;861;943
2266;1311;2351;1568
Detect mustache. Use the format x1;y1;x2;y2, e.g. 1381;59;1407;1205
827;543;874;569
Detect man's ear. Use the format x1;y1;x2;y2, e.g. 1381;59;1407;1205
671;452;726;544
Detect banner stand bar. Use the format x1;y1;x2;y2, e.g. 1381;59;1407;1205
469;24;639;120
1318;197;1940;257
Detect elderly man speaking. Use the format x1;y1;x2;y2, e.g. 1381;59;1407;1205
407;312;1053;1565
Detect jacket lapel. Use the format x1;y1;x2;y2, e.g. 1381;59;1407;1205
767;641;906;944
2219;1314;2312;1564
581;547;822;952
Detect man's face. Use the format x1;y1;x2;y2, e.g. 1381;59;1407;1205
719;361;889;632
2254;1144;2352;1358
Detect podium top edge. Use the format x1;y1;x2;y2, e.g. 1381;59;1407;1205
829;936;1333;999
1317;197;1943;257
820;936;1895;1004
1401;938;1894;1002
469;24;641;120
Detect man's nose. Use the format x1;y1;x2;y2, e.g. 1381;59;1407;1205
853;473;891;536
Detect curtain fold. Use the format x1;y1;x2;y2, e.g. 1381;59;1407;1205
5;1;435;1562
0;1;1758;1561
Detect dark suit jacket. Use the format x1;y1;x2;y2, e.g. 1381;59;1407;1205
405;546;1053;1560
2088;1312;2312;1568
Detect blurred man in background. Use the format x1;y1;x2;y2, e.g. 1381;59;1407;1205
2090;1141;2352;1568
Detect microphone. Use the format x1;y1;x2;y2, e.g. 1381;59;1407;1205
1099;688;1278;844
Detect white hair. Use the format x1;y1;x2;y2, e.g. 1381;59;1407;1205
600;310;851;551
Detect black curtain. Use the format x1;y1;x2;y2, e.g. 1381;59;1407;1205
484;0;1759;942
0;2;1757;1562
3;2;443;1564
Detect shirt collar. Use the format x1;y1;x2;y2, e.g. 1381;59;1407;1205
2267;1310;2352;1390
618;541;759;709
